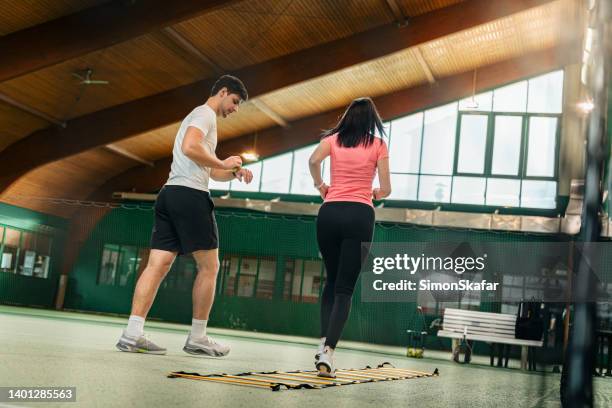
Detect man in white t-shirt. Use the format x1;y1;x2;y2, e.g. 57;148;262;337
116;75;252;356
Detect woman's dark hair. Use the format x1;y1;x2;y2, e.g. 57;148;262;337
321;97;386;147
210;74;248;101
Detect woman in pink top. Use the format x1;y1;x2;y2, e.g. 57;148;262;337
308;97;391;377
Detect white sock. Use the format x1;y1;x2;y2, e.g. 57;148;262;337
191;319;208;338
319;337;326;347
125;315;145;338
324;345;335;356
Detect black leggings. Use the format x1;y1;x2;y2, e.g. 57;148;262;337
316;201;375;349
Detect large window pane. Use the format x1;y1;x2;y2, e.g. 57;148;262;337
260;153;292;193
222;255;240;296
237;256;257;297
528;70;564;114
322;157;331;184
230;162;262;192
208;178;230;191
521;180;557;209
18;232;35;276
486;179;520;207
255;258;276;300
290;145;318;195
491;116;523;176
389;113;422;173
459;91;493;112
452;177;486;205
2;228;19;273
493;81;527;112
302;260;323;303
33;234;52;279
526;117;557;177
284;259;303;302
457;115;488;174
388;174;418;200
420;103;458;175
418;175;451;203
98;244;119;285
117;245;138;287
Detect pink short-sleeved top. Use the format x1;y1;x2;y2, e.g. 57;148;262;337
322;133;389;207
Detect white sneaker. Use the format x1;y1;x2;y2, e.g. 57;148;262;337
316;347;335;378
116;331;166;355
315;342;325;361
183;335;230;357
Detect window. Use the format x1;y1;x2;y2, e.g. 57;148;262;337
98;244;141;287
208;70;563;210
220;254;277;299
230;162;262;192
290;145;318;195
283;258;324;303
18;231;35;276
457;115;488;174
420;102;458;175
1;228;21;273
491;116;523;176
260;153;292;193
255;257;276;299
221;255;240;296
389;113;422;173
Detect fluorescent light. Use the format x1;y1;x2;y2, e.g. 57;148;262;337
241;151;259;162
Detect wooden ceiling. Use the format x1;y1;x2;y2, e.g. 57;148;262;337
0;0;584;217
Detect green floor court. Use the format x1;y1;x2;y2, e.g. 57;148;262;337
1;305;611;408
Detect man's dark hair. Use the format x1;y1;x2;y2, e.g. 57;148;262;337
210;75;248;101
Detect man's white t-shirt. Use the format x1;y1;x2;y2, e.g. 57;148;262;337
165;104;217;192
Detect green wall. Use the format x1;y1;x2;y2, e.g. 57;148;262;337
0;203;67;308
63;206;572;349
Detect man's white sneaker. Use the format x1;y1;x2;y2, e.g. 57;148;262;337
115;331;166;355
183;335;230;357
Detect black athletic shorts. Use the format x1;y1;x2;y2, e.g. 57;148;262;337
150;185;218;254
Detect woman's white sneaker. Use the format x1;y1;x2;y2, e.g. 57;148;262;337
316;347;335;378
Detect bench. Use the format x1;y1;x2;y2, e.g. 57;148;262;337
437;308;543;370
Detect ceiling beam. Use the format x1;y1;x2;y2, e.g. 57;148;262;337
384;0;408;26
104;144;154;167
250;99;289;128
0;93;66;127
0;0;236;83
0;0;556;193
161;27;225;75
87;44;578;201
414;47;436;84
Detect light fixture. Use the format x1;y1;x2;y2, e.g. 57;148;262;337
241;133;259;162
241;151;260;162
464;69;479;110
577;99;594;113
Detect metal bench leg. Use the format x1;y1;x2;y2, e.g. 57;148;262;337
490;343;495;366
451;339;458;361
520;346;528;370
504;345;509;368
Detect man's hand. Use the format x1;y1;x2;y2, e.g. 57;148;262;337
234;168;253;183
222;156;242;170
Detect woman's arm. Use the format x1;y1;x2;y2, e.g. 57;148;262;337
373;157;391;200
308;141;331;198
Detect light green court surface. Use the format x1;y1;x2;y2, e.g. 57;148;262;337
1;305;611;408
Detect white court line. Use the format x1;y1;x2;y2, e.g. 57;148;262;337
0;403;33;408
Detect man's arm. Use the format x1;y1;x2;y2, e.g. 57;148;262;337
210;168;236;181
181;126;241;170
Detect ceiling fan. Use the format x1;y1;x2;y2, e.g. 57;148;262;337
72;68;110;85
